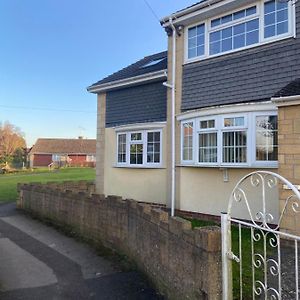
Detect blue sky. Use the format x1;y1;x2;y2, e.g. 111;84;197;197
0;0;196;146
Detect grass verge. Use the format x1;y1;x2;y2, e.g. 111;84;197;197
188;218;275;299
0;167;95;203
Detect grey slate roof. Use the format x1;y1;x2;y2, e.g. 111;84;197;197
174;0;206;14
89;51;167;87
273;78;300;98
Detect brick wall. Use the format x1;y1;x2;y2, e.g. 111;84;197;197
278;104;300;234
17;183;222;300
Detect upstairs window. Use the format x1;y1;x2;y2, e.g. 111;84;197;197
188;24;205;59
210;6;259;55
117;130;162;167
186;0;293;61
264;0;289;38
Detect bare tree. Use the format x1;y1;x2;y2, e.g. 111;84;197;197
0;121;26;165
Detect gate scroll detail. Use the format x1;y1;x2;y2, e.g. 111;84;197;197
222;171;300;300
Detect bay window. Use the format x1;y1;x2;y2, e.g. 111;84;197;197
186;0;294;61
117;130;162;167
181;112;278;167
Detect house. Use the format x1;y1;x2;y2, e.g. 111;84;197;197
88;0;300;232
29;138;96;168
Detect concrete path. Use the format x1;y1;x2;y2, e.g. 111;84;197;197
0;203;163;300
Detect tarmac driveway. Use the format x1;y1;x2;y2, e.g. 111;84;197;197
0;203;163;300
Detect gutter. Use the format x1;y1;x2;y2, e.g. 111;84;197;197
87;70;167;93
271;95;300;107
160;0;220;26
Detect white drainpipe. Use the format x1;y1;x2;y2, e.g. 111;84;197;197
162;18;177;217
169;18;176;217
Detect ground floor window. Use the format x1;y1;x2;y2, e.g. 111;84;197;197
181;111;277;167
117;129;162;167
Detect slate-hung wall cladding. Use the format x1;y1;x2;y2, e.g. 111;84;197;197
105;81;167;127
182;2;300;111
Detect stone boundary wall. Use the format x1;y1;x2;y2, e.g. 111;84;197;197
35;180;96;194
17;183;222;300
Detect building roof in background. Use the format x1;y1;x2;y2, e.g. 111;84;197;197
88;51;167;88
273;78;300;98
30;138;96;155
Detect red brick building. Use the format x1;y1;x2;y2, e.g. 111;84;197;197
29;138;96;168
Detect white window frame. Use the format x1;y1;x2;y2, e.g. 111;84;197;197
116;129;163;168
251;111;278;167
184;0;295;64
117;133;127;165
180;111;278;168
196;116;219;166
221;113;249;167
181;120;195;164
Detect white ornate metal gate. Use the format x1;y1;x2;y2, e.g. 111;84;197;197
222;171;300;299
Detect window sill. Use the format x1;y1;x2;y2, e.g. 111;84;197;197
178;163;278;169
114;164;166;169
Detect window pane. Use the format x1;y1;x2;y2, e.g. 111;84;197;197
131;133;142;141
264;0;289;38
188;27;197;38
276;1;288;10
197;45;205;56
188;48;197;59
130;144;143;164
233;10;245;20
200;119;215;129
188;24;205;59
234;23;245;35
199;132;217;163
211;18;221;27
222;27;232;39
235;117;244;126
256;115;278;161
188;37;197;48
210;31;221;42
277;21;288;35
223;131;247;163
246;19;259;31
277;9;288;23
265;0;276;14
265;25;276;38
234;34;245;49
246;30;259;45
222;14;232;24
182;122;193;161
210;41;221;55
147;132;160;163
246;6;257;16
118;134;126;163
222;38;232;52
265;12;276;26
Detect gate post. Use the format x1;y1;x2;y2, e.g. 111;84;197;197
221;212;232;300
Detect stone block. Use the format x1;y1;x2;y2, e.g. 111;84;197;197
151;209;169;224
169;217;192;236
194;226;221;252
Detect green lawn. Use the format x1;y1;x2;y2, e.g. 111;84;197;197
0;168;95;203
